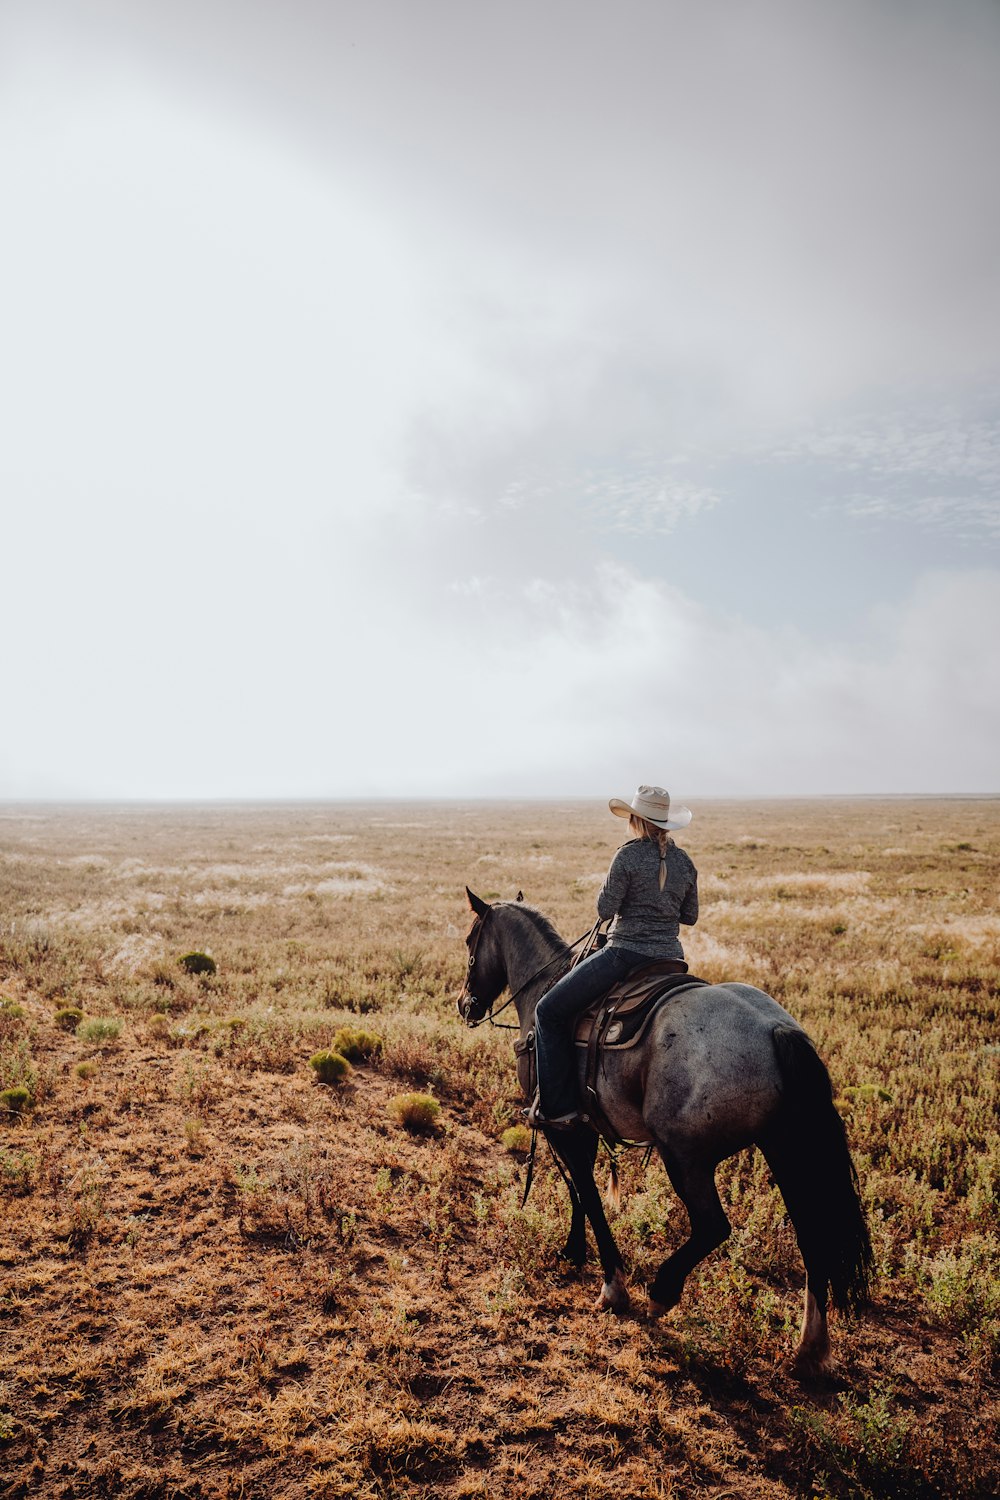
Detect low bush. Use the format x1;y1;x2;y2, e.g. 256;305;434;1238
309;1049;352;1085
501;1124;532;1154
168;1021;211;1048
331;1026;383;1062
178;952;217;976
0;1039;39;1103
76;1018;122;1044
54;1006;86;1031
388;1092;441;1135
0;1147;36;1192
843;1083;893;1105
74;1061;98;1080
1;1085;32;1116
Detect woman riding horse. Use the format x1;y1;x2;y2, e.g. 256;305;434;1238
459;882;872;1373
528;784;698;1129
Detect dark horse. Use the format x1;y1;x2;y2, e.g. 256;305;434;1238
458;890;872;1375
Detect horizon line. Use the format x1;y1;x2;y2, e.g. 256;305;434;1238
1;791;998;808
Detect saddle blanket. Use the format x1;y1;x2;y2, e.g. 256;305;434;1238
572;960;708;1050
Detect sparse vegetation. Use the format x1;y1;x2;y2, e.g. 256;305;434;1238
309;1048;352;1084
0;1085;32;1116
0;799;997;1498
331;1024;383;1061
389;1091;441;1134
75;1016;121;1044
501;1123;532;1154
0;1146;36;1193
178;951;217;976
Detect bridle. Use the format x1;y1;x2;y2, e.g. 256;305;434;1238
459;908;602;1030
459;910;523;1029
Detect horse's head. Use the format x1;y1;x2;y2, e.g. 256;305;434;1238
457;886;514;1025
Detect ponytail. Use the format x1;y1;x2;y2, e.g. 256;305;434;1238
627;813;673;888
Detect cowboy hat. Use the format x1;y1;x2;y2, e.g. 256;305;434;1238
609;785;692;831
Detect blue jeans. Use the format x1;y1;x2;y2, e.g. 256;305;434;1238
533;945;648;1118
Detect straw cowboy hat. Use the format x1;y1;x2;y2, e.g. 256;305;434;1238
609;784;692;831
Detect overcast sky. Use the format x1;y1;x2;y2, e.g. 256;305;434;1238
1;0;998;799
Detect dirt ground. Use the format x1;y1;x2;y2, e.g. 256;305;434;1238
1;799;998;1498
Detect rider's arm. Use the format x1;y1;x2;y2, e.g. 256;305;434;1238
596;847;630;921
680;869;699;926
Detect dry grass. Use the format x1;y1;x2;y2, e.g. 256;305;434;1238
0;798;998;1499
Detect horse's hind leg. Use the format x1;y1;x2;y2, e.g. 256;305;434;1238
648;1149;730;1319
759;1136;832;1376
558;1130;598;1269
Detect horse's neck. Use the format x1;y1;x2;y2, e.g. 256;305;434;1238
500;912;571;1030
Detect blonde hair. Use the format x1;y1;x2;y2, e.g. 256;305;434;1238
628;814;673;889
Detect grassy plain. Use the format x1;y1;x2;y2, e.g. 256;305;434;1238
1;798;998;1499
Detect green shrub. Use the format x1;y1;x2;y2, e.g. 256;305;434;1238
0;1086;32;1116
76;1017;122;1044
0;997;25;1020
179;952;217;976
168;1020;211;1047
331;1026;383;1062
54;1006;86;1031
0;1147;36;1192
0;1039;38;1104
925;1237;1000;1347
389;1092;441;1135
842;1084;893;1105
309;1050;352;1085
74;1061;98;1080
500;1124;532;1154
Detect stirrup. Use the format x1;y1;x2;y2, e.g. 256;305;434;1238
524;1094;582;1131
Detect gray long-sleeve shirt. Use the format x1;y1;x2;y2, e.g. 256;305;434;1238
596;837;699;959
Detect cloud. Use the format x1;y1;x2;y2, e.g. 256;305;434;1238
1;4;998;798
437;564;1000;796
8;556;995;798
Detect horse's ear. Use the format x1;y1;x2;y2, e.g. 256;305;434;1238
466;886;490;918
516;890;524;902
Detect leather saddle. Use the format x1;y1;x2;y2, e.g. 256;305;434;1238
572;959;707;1051
565;959;709;1146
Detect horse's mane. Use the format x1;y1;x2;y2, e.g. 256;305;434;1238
496;900;571;957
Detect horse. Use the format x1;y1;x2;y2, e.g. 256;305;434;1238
458;889;872;1376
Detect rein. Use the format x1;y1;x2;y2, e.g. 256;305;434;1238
463;917;602;1030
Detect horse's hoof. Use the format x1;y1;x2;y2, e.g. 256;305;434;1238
789;1351;835;1382
597;1270;630;1315
646;1298;667;1322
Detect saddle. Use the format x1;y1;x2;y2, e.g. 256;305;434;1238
572;960;708;1145
514;960;709;1148
572;959;707;1051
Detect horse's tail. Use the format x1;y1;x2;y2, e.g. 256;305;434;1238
605;1152;621;1213
764;1025;873;1315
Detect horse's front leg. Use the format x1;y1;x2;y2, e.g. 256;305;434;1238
556;1130;598;1269
554;1129;629;1314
